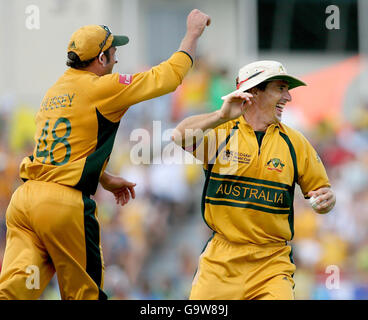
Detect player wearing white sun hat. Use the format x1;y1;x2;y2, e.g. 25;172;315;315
221;60;306;100
172;59;336;300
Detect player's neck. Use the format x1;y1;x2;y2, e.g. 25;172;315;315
79;61;105;76
243;109;270;132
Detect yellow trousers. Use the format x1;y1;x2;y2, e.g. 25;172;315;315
190;233;296;300
0;180;106;300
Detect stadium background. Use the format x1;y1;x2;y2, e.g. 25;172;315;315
0;0;367;299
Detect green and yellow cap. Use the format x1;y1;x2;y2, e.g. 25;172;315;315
67;25;129;61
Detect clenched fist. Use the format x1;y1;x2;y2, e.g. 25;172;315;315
186;9;211;38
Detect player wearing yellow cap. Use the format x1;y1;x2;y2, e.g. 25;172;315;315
172;60;336;300
0;9;211;300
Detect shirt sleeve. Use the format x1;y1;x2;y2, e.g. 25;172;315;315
88;51;192;122
297;136;331;197
182;124;231;169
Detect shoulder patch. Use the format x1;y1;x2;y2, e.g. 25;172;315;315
119;74;132;85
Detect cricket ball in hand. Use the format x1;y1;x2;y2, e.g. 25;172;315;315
309;195;327;209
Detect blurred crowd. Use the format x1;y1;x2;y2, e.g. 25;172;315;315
0;57;367;300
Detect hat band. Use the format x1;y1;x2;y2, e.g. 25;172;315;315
236;70;265;90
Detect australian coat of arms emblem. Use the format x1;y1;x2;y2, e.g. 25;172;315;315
266;158;285;172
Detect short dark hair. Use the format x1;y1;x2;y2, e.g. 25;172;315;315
252;81;269;91
66;48;111;69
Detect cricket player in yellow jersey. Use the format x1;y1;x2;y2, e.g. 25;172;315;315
0;9;211;300
172;60;336;300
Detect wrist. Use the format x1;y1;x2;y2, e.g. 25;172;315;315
184;31;199;41
214;110;228;126
216;109;226;120
217;109;232;122
179;33;198;56
99;172;110;187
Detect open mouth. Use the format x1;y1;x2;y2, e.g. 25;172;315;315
276;104;285;113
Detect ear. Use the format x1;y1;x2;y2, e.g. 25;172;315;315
98;52;106;67
249;87;258;96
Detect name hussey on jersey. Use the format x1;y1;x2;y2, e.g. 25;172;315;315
40;93;76;111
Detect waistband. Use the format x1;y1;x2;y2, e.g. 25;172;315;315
214;233;288;248
23;179;85;194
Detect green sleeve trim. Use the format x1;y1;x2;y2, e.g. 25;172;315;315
178;50;193;67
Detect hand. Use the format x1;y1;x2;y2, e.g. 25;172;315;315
186;9;211;39
218;91;253;121
100;173;136;206
308;187;336;214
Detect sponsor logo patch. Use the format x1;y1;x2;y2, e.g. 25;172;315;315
222;150;251;164
119;74;132;85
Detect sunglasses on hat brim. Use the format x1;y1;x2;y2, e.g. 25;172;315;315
98;25;129;56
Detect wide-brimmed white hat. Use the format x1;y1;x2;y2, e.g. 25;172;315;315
221;60;306;100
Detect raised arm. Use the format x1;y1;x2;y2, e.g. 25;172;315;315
179;9;211;60
172;91;253;146
91;9;212;121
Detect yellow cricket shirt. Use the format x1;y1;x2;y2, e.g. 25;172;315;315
186;115;330;244
20;51;192;195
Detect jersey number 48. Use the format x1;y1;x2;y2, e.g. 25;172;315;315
36;117;71;166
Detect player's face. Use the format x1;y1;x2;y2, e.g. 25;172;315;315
104;46;118;74
256;80;291;124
